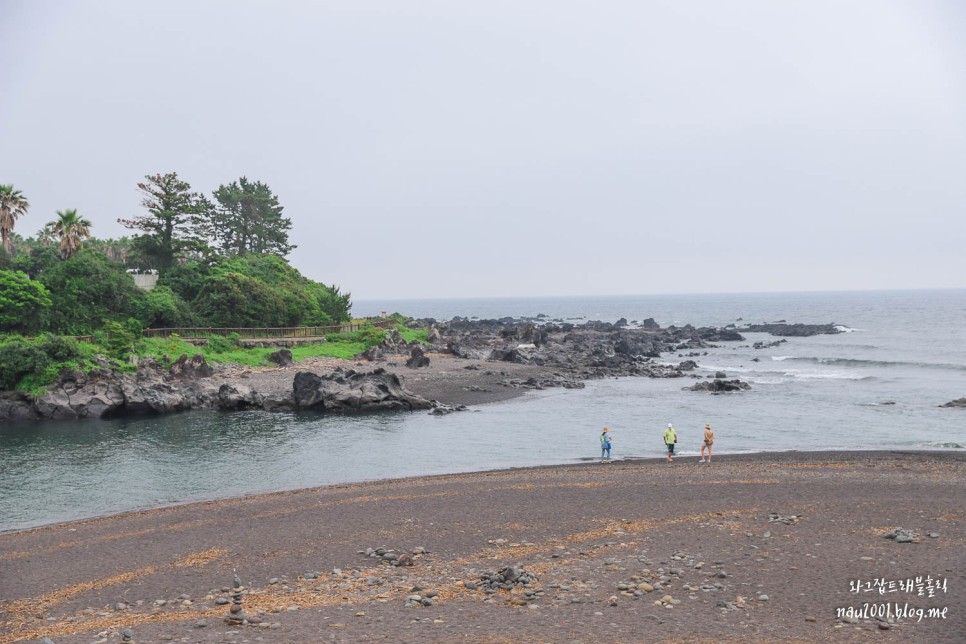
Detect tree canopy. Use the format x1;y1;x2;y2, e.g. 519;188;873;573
38;249;146;334
0;270;51;334
118;173;208;270
210;177;295;257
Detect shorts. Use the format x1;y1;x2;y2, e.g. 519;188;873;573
666;443;675;454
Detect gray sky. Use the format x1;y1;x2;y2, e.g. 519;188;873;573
2;0;964;300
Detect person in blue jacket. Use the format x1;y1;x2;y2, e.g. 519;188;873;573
600;427;612;463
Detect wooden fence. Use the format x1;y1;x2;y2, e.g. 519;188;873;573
141;318;394;340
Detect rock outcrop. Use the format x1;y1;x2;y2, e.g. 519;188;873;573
742;323;842;337
292;368;432;413
940;398;966;408
268;349;294;367
406;346;430;369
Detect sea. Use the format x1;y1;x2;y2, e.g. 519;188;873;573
1;289;964;533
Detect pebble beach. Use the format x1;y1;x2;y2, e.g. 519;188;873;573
1;448;963;643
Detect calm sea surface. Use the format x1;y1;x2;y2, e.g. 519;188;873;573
2;289;964;532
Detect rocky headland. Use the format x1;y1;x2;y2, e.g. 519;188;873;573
0;319;844;422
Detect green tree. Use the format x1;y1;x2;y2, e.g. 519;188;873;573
192;271;288;327
38;249;146;334
0;184;30;255
118;172;209;270
50;209;93;259
0;337;49;390
136;285;192;328
157;260;210;302
36;222;57;246
209;177;295;257
208;254;350;325
0;270;51;334
11;244;59;280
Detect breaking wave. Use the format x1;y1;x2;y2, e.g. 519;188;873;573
771;356;966;371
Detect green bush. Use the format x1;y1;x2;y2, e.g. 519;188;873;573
0;337;50;390
137;285;192;328
39;248;146;334
34;334;81;361
193;272;288;327
102;319;143;360
206;332;241;354
0;270;51;334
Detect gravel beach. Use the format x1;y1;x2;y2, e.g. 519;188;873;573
1;450;963;643
1;358;964;643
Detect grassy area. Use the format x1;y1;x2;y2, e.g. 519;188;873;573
2;321;429;395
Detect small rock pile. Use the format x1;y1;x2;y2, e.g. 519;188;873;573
360;545;424;566
768;512;802;525
404;586;439;608
883;527;921;543
465;566;540;604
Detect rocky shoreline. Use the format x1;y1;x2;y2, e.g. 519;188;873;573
0;318;847;422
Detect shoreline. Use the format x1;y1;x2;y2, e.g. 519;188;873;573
5;447;962;537
2;449;962;643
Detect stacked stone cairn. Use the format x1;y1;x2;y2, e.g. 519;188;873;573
225;575;246;625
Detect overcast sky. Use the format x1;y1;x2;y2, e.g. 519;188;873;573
1;0;964;300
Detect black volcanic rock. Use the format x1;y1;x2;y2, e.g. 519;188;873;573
687;379;751;393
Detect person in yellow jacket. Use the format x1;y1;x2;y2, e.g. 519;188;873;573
664;423;677;464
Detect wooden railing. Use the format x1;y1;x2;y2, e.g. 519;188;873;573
142;318;394;339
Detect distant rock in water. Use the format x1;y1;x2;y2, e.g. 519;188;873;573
940;398;966;408
687;379;751;393
743;323;842;337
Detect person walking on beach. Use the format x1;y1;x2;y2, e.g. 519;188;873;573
600;428;612;463
700;423;714;463
664;423;677;464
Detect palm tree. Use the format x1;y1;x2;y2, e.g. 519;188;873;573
36;222;57;246
0;184;30;254
51;209;93;259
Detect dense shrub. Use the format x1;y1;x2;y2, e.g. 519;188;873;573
34;333;81;361
206;332;241;353
192;272;288;327
38;249;146;334
11;245;59;280
136;285;193;328
100;319;144;360
204;255;350;326
0;337;50;390
157;261;210;303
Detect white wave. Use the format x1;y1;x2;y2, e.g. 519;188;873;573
914;441;964;449
748;377;788;385
784;370;869;381
697;364;755;374
771;356;794;361
834;325;857;333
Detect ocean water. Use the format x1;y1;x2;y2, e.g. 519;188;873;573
2;289;964;532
